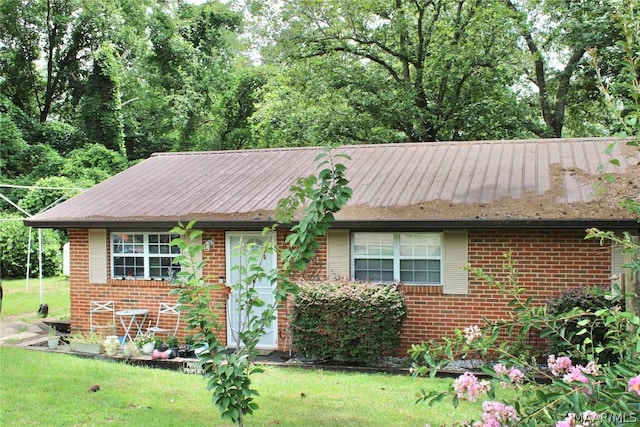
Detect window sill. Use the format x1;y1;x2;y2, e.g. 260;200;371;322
107;278;171;287
398;284;443;295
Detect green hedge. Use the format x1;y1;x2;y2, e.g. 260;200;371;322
290;281;407;365
0;216;62;278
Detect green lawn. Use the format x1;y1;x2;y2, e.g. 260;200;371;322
0;275;69;319
0;347;491;426
0;277;500;426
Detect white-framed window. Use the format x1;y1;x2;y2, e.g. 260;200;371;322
352;232;442;284
111;232;180;280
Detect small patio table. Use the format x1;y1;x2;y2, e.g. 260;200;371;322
116;308;149;342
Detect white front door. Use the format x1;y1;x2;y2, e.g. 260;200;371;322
226;232;277;349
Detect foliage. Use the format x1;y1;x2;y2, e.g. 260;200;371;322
291;280;406;365
60;143;129;184
78;42;125;154
248;61;407;148
133;331;156;349
546;286;622;365
169;220;265;425
275;146;352;281
17;176;82;216
0;214;62;278
507;0;622;138
0;0;151;123
409;248;640;426
0;0;259;162
35;120;79;156
590;0;640;141
250;0;531;143
140;1;244;153
15;144;65;183
217;68;267;150
0;110;28;180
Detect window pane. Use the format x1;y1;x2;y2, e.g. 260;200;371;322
400;233;426;256
113;256;145;278
400;259;441;284
111;232;178;280
112;233;143;254
354;258;393;282
400;233;441;257
150;257;180;279
353;233;394;257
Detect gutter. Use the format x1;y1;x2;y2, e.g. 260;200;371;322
23;218;640;231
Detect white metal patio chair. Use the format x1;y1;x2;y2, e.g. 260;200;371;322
147;302;181;336
89;301;116;334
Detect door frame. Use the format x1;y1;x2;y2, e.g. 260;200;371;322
225;231;278;350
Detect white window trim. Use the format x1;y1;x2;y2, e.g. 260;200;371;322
351;232;443;285
110;231;179;280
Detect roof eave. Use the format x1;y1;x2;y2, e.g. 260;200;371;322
23;218;640;231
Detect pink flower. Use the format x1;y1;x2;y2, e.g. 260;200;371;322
493;363;506;375
628;375;640;396
482;401;519;422
563;366;589;385
582;361;599;376
471;401;520;426
556;413;576;427
453;372;490;402
507;367;525;385
463;325;482;344
562;363;599;395
494;364;524;386
548;355;573;376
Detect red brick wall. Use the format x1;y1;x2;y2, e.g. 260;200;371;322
69;229;228;343
398;229;611;354
69;228;611;354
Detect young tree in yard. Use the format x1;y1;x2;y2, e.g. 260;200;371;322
170;147;352;426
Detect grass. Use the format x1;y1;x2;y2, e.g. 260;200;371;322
0;275;70;319
0;277;505;425
0;346;500;426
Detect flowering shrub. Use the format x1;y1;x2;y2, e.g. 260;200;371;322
410;250;640;427
545;286;621;364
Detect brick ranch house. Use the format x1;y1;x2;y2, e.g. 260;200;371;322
25;137;640;355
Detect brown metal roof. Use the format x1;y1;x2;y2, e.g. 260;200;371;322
25;138;640;229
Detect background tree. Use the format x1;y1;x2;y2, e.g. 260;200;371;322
0;0;144;123
248;0;531;143
507;0;622;137
135;1;245;153
79;43;125;153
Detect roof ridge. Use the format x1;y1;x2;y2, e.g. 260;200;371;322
151;137;626;157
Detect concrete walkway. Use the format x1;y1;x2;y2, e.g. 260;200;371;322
0;317;50;346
